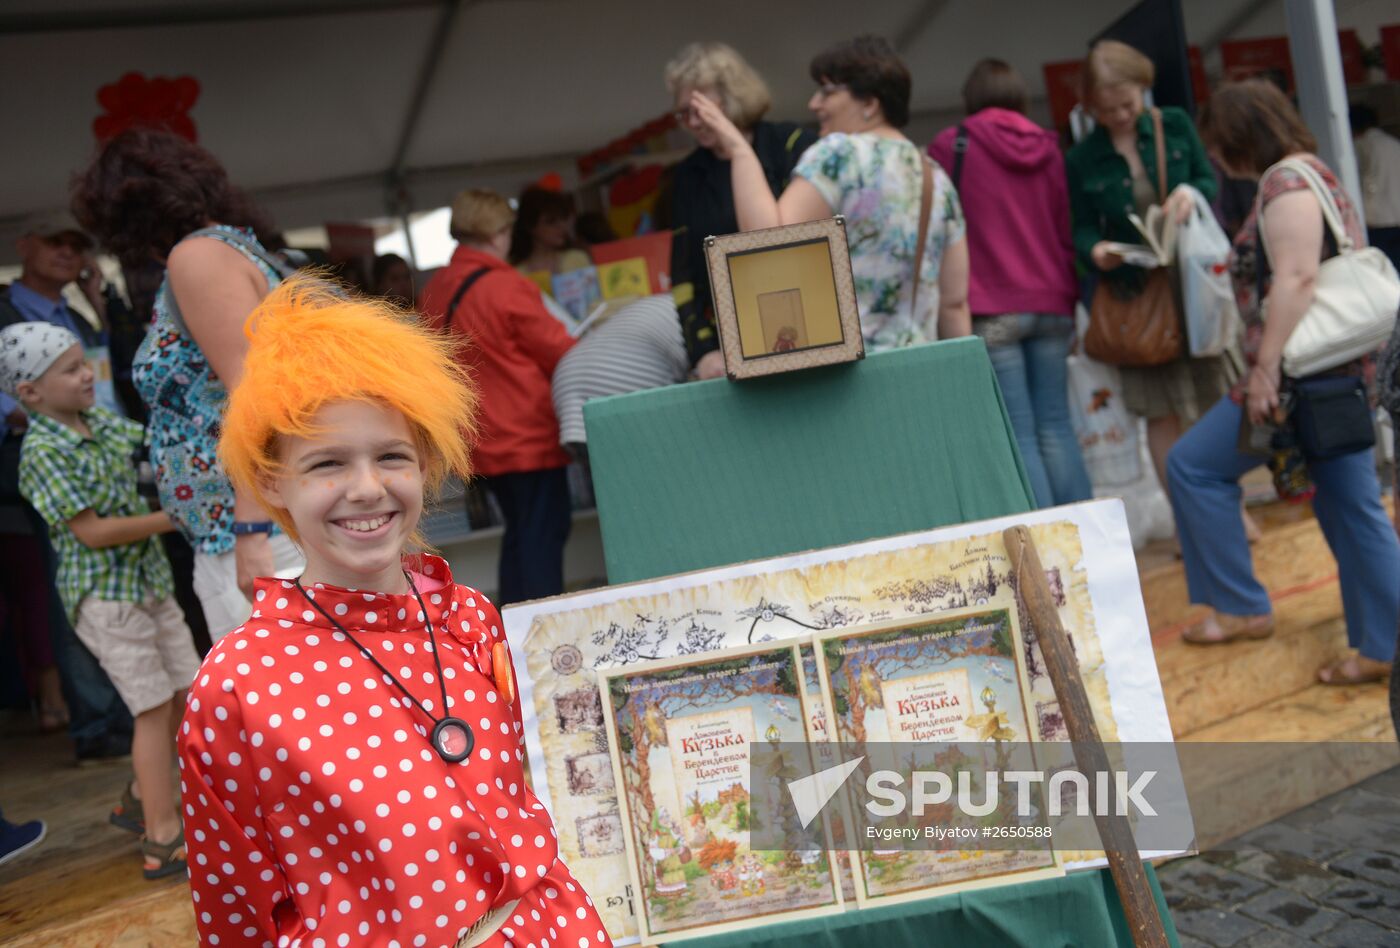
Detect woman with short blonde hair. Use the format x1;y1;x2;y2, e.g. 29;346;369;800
665;41;817;379
665;41;772;130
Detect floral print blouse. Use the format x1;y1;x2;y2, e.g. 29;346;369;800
793;133;965;351
1227;155;1367;398
131;226;281;556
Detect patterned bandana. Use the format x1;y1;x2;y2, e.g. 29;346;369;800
0;322;83;396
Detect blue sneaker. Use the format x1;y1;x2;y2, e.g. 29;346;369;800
0;817;46;868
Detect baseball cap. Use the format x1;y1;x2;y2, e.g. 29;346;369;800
19;210;93;248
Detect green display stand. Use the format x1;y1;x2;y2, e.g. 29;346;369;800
585;339;1034;584
583;338;1179;946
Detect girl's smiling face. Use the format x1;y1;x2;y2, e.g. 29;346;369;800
264;399;424;594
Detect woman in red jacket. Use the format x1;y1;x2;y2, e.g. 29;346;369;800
420;190;576;605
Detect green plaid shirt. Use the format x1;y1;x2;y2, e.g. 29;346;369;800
18;408;173;622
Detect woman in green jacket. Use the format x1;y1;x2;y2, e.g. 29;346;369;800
1066;40;1237;499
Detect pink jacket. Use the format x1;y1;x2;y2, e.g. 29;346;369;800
929;108;1077;317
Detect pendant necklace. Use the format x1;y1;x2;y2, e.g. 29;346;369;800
295;573;475;763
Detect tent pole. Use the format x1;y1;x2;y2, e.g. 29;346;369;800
1283;0;1361;207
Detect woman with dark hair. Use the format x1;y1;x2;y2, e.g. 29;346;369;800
687;34;970;351
664;41;817;379
508;186;589;277
372;252;416;306
1170;80;1400;686
929;59;1090;508
71;128;304;641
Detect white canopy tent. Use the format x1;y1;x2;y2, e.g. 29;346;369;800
0;0;1389;264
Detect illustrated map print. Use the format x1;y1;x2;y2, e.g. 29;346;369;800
603;646;840;940
520;517;1116;942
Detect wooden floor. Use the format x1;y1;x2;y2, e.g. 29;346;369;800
1;491;1395;945
0;726;195;946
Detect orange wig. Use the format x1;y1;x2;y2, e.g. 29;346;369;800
219;274;477;541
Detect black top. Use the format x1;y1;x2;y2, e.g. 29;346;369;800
669;120;818;366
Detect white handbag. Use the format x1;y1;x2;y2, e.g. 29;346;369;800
1260;158;1400;378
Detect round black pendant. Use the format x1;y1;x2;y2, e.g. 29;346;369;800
431;717;475;763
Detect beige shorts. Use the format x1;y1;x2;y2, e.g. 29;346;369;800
193;533;305;643
73;596;202;716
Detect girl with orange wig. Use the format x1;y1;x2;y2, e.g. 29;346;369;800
178;276;612;948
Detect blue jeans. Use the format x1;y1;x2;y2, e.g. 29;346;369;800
978;314;1094;508
483;467;572;606
1167;396;1400;661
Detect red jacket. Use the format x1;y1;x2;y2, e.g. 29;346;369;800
420;246;575;477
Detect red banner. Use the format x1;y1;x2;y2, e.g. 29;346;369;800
1187;46;1209;103
1337;29;1366;85
1042;60;1084;134
1220;36;1295;91
1382;24;1400;81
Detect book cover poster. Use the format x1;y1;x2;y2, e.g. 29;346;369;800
815;607;1059;905
591;231;673;293
553;266;602;323
598;257;650;300
508;502;1170;943
602;644;841;943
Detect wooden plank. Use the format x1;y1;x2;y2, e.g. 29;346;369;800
1004;525;1171;948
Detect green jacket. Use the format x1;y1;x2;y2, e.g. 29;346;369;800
1065;106;1217;290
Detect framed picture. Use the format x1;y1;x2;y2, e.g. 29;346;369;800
705;218;863;380
812;606;1062;907
599;641;844;944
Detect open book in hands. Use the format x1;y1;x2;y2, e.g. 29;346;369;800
1103;204;1178;268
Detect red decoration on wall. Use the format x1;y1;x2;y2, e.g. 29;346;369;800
1384;25;1400;81
1337;30;1366;85
1220;36;1295;91
1042;60;1084;135
93;72;200;142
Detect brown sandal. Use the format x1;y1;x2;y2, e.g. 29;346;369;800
1181;615;1274;645
1316;656;1390;686
110;782;144;835
141;829;186;880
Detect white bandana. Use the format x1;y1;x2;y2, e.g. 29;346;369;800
0;322;83;396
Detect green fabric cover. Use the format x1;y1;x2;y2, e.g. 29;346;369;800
680;861;1176;948
583;337;1179;946
585;339;1035;584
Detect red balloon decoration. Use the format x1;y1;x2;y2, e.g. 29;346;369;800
93;72;200;142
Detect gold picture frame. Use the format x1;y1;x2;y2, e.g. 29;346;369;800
705;218;863;380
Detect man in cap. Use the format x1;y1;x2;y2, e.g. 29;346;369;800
1;210;120;428
1;210;131;764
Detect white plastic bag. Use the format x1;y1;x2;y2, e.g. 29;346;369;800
1068;303;1141;487
1175;185;1237;358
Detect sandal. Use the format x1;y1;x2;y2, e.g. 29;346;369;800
141;828;186;880
1181;614;1274;645
110;782;144;835
1317;656;1390;686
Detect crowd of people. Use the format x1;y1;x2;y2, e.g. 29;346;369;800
0;27;1398;948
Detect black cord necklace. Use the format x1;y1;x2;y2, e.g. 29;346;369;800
294;572;475;764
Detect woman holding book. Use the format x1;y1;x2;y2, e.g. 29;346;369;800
1066;40;1233;496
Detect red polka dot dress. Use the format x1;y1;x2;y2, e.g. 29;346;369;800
179;556;612;948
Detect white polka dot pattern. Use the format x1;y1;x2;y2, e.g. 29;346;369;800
178;556;611;947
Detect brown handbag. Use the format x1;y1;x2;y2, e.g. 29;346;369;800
1083;108;1185;367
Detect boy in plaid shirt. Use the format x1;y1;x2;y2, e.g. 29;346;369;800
0;322;197;880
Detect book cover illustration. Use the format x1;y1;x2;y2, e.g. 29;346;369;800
597;257;651;300
815;607;1060;904
602;644;841;943
553;266;602;323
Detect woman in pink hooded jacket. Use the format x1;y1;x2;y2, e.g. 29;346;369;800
930;59;1091;508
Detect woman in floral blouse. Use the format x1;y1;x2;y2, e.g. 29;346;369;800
687;34;970;350
73;129;304;641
